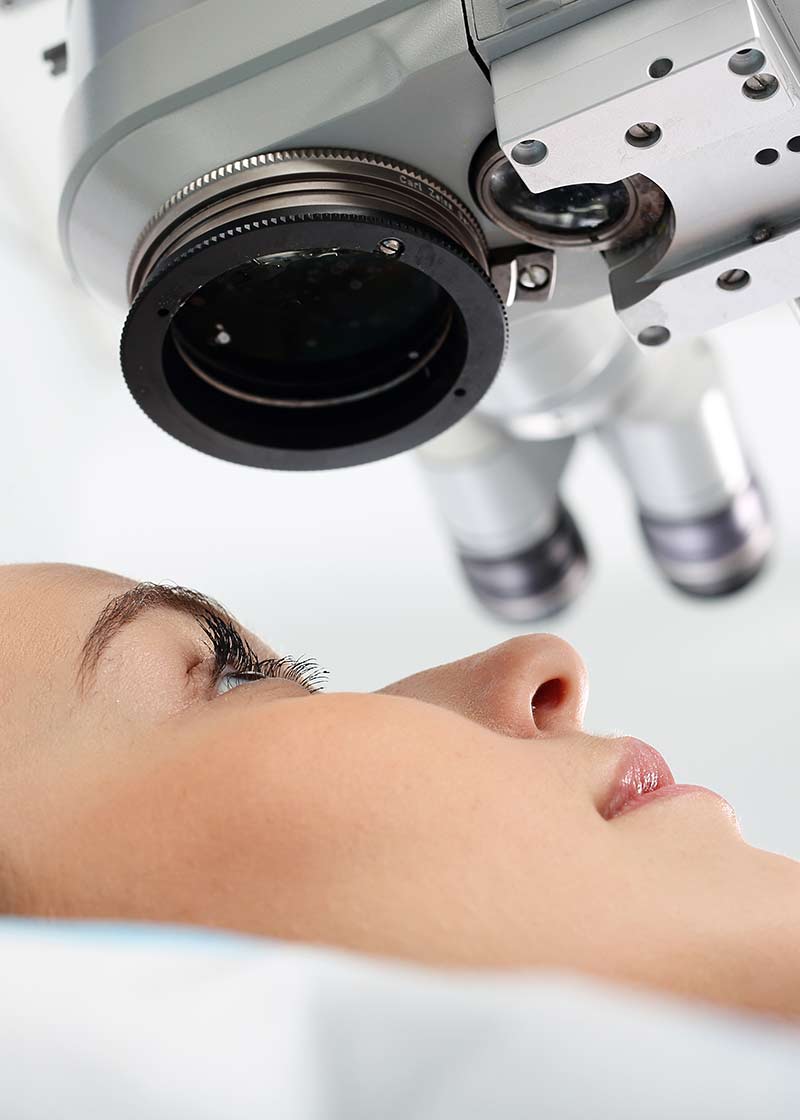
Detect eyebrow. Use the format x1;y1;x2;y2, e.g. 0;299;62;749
77;582;236;694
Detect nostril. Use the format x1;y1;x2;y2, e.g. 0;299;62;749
531;678;565;729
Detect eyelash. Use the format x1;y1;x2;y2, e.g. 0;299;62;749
199;612;328;695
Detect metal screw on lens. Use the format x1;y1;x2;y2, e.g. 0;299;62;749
379;238;404;256
518;265;551;291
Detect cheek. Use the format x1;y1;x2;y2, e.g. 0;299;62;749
243;714;622;965
9;690;620;970
225;702;599;905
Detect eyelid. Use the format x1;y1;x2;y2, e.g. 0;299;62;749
215;669;264;695
197;611;328;696
199;610;261;682
216;657;329;696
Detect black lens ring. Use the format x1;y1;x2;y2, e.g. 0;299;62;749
121;207;507;470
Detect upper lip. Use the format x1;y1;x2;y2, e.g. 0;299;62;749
600;737;675;820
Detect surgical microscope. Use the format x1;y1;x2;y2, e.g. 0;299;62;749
46;0;799;620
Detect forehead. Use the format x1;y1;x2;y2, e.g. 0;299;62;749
0;564;135;661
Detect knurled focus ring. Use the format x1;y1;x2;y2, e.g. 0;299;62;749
129;148;491;300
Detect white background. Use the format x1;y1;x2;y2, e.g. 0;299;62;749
2;0;799;861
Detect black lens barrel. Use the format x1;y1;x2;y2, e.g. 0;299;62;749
121;150;507;470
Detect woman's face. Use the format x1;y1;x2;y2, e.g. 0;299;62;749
1;563;797;1018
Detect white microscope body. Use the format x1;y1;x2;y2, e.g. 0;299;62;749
52;0;798;616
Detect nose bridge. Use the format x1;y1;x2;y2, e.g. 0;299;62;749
378;634;588;739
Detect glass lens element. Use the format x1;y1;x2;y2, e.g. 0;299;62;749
488;162;630;238
170;248;454;407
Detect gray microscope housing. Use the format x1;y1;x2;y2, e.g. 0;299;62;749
59;0;795;618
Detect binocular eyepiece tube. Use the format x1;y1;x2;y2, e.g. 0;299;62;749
418;309;771;622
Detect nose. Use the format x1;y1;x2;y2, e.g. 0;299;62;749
378;635;588;738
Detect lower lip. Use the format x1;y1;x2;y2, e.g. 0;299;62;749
614;783;731;817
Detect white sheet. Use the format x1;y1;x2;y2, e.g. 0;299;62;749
1;919;798;1118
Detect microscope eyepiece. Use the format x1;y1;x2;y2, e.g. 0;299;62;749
121;150;508;470
640;481;773;598
459;501;590;624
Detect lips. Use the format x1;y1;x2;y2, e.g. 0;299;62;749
601;737;676;820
